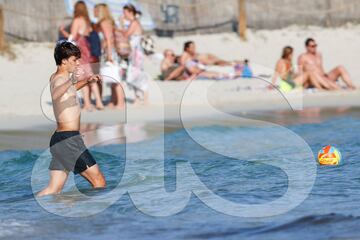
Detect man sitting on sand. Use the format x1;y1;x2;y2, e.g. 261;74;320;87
298;38;356;90
37;41;106;196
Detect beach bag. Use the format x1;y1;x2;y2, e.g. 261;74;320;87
100;61;121;84
140;35;155;55
86;31;102;58
114;30;131;57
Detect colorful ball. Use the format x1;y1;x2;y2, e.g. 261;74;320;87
318;146;342;166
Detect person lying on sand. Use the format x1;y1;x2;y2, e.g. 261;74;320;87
37;41;106;197
160;49;197;81
298;38;356;90
180;41;243;67
180;41;233;80
271;46;329;92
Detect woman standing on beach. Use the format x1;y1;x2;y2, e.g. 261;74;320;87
60;1;104;111
94;3;125;109
118;4;149;103
271;46;328;92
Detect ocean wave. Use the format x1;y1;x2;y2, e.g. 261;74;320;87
0;219;33;238
256;213;359;234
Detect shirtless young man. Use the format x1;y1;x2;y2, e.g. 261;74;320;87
37;41;106;197
298;38;356;90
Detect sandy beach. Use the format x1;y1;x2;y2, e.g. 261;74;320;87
2;6;360;237
1;25;360;149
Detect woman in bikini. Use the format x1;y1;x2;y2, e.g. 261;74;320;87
60;1;104;111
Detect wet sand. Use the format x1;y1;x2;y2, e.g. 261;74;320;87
1;106;360;151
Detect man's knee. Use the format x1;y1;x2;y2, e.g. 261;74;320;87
337;65;346;72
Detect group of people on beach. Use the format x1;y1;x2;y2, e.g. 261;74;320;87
160;41;252;81
57;1;356;114
272;38;356;91
38;2;357;197
59;1;148;112
160;37;355;92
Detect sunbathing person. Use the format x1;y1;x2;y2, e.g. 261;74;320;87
160;49;188;80
271;46;327;91
298;38;356;90
180;41;232;79
180;41;243;67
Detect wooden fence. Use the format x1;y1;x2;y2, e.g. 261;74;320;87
0;0;359;42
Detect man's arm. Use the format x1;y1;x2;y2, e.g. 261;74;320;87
180;53;188;66
51;77;73;101
74;75;102;91
51;75;101;100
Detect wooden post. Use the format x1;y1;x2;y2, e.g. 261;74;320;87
0;5;5;51
238;0;247;41
325;0;332;27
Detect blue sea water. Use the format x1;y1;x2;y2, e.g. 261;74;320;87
1;110;360;240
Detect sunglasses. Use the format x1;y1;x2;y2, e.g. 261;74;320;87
308;44;318;48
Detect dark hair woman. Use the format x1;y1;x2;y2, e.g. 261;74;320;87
118;4;148;104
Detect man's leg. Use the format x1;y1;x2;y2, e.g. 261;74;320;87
205;54;231;66
327;65;356;89
311;71;340;90
37;170;69;197
294;72;324;90
80;164;106;188
198;71;219;79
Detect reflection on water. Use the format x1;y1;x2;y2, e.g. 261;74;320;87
243;107;360;126
80;123;150;147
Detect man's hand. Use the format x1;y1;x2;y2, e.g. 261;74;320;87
87;74;102;84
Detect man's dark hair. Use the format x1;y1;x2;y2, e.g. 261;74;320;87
305;38;315;47
184;41;194;51
54;41;81;66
